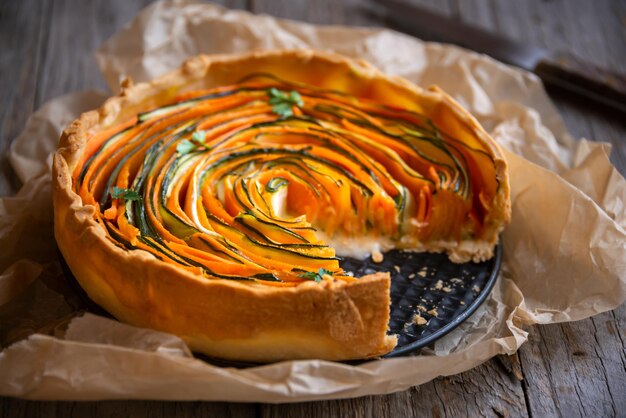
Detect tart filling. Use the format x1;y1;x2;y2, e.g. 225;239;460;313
53;50;510;361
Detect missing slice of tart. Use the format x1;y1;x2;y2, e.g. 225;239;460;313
53;50;510;362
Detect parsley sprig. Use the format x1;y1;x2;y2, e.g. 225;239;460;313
110;186;142;201
177;130;210;155
267;88;304;117
299;268;333;283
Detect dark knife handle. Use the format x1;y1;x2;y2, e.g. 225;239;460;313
535;51;626;113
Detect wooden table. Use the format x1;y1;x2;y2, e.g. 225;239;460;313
1;0;624;416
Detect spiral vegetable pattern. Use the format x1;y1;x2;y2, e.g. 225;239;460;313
73;74;496;286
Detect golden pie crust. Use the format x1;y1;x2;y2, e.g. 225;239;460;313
53;50;510;362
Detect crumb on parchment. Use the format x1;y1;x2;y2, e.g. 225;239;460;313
413;314;427;325
371;249;384;263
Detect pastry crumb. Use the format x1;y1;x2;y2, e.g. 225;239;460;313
473;285;481;293
416;305;427;312
428;308;438;317
408;273;416;279
417;269;427;278
413;314;427;325
371;249;384;263
432;280;443;290
393;265;401;273
442;286;452;293
460;301;465;305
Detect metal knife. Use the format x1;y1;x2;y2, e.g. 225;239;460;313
378;0;626;114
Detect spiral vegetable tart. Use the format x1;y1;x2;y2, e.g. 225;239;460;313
53;50;510;361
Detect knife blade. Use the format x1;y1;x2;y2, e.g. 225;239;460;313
379;0;626;114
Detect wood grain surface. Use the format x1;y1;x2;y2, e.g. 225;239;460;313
1;0;625;416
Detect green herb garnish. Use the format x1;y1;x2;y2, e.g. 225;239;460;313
191;130;206;144
111;186;142;201
176;140;196;155
177;130;209;155
268;88;303;117
299;268;333;283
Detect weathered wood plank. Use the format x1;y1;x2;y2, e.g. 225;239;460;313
249;0;419;27
0;399;257;418
34;0;155;105
405;0;454;15
526;0;626;175
519;319;619;418
454;0;497;30
26;0;252;103
261;359;527;418
412;358;527;418
591;305;626;415
483;0;626;175
0;0;50;196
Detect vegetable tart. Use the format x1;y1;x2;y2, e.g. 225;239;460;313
53;50;510;362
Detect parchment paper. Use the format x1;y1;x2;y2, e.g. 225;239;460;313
1;0;624;402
